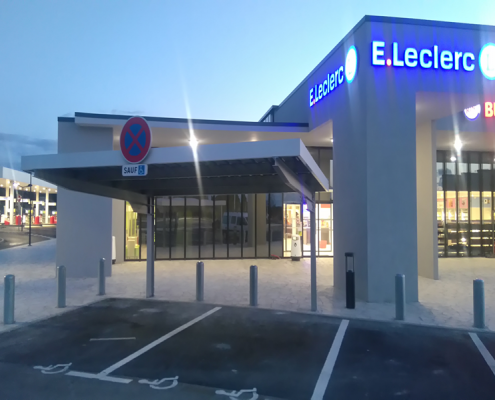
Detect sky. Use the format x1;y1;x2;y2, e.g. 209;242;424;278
0;0;493;169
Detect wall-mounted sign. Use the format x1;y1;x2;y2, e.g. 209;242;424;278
479;43;495;80
486;102;495;118
464;104;481;120
465;102;495;119
309;46;358;107
120;116;152;163
372;41;495;80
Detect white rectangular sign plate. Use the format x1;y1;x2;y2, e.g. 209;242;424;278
122;164;148;177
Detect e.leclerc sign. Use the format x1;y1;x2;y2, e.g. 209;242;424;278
309;46;358;108
371;41;495;80
120;116;152;176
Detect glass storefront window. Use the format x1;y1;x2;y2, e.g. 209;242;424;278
125;202;139;260
436;150;495;257
269;194;283;257
171;197;185;259
437;191;445;256
200;196;214;259
445;191;457;256
155;197;170;259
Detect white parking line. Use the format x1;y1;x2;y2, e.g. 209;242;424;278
469;332;495;376
311;319;349;400
90;337;136;341
66;370;132;384
98;306;222;376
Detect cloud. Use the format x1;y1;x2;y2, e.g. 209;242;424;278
0;133;57;171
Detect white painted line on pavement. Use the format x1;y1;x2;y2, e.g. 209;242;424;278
311;319;349;400
469;332;495;376
90;337;136;341
66;370;132;384
99;306;222;376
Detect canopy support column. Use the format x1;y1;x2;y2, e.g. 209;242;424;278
146;196;155;298
309;195;317;312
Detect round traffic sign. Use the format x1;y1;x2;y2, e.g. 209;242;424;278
120;116;152;163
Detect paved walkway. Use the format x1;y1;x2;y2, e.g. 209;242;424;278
1;239;495;332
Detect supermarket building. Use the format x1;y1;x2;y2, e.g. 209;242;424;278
22;16;495;303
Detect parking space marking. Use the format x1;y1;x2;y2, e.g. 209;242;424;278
66;370;132;384
99;306;222;376
311;319;349;400
469;332;495;376
89;337;136;341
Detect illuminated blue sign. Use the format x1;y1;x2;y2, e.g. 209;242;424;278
372;41;476;71
479;43;495;80
310;46;358;107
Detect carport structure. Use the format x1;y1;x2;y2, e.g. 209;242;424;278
22;138;329;310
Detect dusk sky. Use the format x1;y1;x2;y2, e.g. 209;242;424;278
0;0;493;168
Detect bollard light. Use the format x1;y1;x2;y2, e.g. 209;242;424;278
345;252;355;309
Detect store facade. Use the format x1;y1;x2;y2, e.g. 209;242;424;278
22;15;495;303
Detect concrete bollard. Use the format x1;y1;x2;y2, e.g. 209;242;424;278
57;265;66;308
250;265;258;306
98;258;105;296
3;275;15;324
196;261;204;302
473;279;485;329
395;274;405;321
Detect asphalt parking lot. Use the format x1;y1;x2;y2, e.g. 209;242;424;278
0;225;55;249
0;298;495;399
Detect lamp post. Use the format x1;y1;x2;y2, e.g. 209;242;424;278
18;175;33;246
28;173;32;246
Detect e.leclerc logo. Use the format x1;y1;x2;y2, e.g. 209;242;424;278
309;46;358;107
372;41;495;80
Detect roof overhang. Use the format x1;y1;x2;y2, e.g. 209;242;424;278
21;139;329;208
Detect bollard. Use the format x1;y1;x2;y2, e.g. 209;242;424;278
3;275;15;324
250;265;258;306
395;274;406;320
57;265;66;308
473;279;485;329
196;261;204;302
345;253;355;309
98;258;105;296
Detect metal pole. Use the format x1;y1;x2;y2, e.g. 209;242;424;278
310;201;317;312
196;261;204;302
146;197;155;298
98;258;105;296
473;279;485;328
28;173;32;246
250;265;258;306
3;275;15;324
395;274;406;320
57;265;66;308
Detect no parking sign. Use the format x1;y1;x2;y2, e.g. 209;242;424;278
120;116;152;164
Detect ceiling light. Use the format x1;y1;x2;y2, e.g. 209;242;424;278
454;137;463;153
450;156;457;162
189;137;198;149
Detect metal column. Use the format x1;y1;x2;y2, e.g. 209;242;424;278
146;197;155;298
310;197;317;312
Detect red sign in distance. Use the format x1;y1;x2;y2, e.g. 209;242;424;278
120;116;152;163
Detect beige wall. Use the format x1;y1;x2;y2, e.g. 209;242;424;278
57;121;114;278
416;122;439;280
